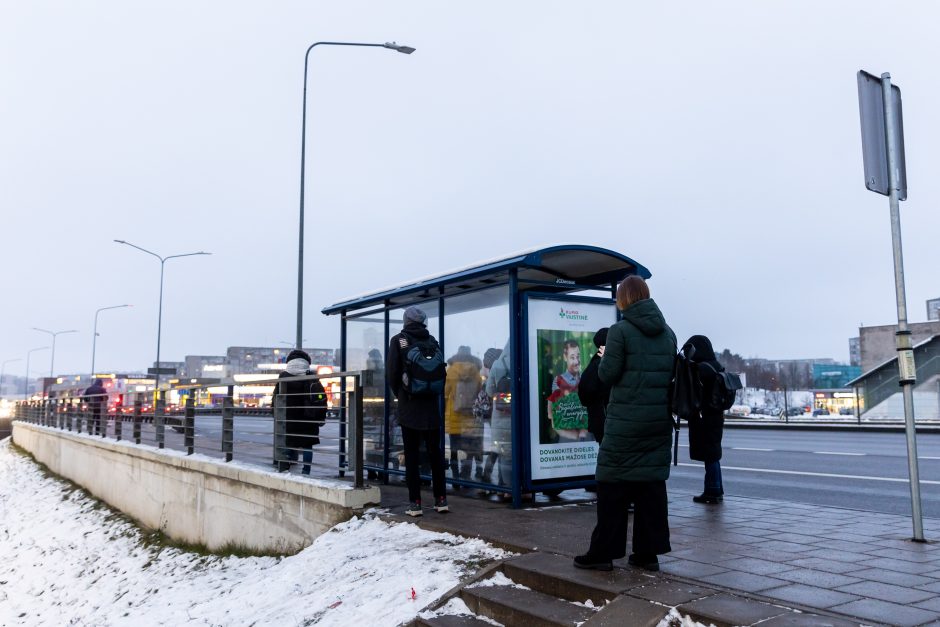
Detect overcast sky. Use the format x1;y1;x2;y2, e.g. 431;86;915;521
2;1;938;378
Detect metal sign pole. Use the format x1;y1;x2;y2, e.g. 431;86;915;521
880;72;924;542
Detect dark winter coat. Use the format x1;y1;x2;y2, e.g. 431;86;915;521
386;322;445;431
596;299;677;483
685;335;724;463
83;380;108;414
577;353;610;443
274;371;327;449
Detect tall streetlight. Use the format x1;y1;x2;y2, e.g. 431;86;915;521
295;40;415;349
91;304;131;376
32;328;78;378
1;358;21;398
24;347;49;399
114;240;210;390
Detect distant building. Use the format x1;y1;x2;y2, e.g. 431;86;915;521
928;297;940;321
848;337;861;367
812;364;861;389
858;321;940;372
183;355;228;379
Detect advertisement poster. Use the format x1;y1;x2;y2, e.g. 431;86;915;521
527;297;617;480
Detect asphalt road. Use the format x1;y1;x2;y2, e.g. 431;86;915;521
669;427;940;518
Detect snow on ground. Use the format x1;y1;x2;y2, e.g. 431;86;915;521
0;438;510;626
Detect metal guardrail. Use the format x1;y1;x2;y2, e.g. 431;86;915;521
13;372;365;488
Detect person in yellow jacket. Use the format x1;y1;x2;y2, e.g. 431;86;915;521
445;346;484;482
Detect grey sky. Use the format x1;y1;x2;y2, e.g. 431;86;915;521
2;1;938;377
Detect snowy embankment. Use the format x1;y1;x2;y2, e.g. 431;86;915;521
0;438;509;626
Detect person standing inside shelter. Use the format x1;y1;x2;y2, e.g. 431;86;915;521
485;341;513;488
82;378;108;436
444;346;483;483
684;334;726;504
273;349;327;475
387;306;449;516
576;276;676;572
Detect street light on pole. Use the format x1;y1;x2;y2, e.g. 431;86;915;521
24;347;49;400
32;328;78;378
1;358;21;398
91;304;131;376
294;40;415;349
114;240;210;391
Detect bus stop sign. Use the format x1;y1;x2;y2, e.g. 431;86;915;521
857;70;907;200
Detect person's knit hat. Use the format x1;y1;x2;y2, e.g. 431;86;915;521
286;349;311;363
403;306;428;326
483;348;501;369
593;327;609;348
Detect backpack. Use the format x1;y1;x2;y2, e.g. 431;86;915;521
453;373;479;412
472;387;492;421
669;346;702;422
402;337;446;396
700;362;742;411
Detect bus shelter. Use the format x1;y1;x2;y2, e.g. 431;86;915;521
323;245;651;507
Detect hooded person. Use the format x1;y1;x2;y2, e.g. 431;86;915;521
576;275;677;573
82;378;108;436
683;334;725;504
273;349;327;475
444;346;483;482
386;306;449;516
577;327;611;444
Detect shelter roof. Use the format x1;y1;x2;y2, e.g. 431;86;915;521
845;334;940;387
322;244;650;315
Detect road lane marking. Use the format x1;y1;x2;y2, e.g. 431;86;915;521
813;451;865;456
733;447;774;452
676;463;940;484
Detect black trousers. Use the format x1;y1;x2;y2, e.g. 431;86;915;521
586;480;671;560
401;426;446;503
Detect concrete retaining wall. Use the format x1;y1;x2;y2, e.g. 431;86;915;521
12;421;380;554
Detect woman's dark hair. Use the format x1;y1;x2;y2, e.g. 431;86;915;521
616;275;650;311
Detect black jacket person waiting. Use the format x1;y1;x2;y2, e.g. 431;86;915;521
386;306;449;517
82;378;108;436
577;327;611;444
684;334;725;504
273;349;327;475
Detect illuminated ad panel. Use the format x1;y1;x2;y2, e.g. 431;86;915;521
527;297;616;481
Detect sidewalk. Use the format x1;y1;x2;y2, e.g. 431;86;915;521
380;483;940;626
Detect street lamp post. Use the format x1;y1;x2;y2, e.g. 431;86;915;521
91;304;131;376
32;328;78;378
114;240;210;390
24;347;49;399
1;358;21;398
295;40;415;349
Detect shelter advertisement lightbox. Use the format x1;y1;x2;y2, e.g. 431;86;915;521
526;296;617;481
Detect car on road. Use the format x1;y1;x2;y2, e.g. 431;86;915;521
839;407;854;415
786;407;804;416
812;407;831;416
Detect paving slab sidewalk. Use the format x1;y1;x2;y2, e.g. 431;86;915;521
380;483;940;626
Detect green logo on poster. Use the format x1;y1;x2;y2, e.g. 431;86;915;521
558;307;588;321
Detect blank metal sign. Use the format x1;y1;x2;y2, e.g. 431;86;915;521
857;70;907;200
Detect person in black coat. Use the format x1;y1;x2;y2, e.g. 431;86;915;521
684;335;725;504
386;306;448;516
82;378;108;436
273;349;327;475
577;328;611;444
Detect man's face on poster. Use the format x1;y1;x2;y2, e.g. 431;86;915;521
564;345;581;376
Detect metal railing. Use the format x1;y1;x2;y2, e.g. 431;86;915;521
13;372;365;488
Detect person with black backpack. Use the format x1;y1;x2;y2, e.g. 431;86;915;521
386;306;449;516
683;335;727;505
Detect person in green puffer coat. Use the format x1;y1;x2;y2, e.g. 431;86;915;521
575;275;677;573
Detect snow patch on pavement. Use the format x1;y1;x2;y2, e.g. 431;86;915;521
0;439;510;626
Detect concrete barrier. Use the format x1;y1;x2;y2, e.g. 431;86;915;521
12;421;381;554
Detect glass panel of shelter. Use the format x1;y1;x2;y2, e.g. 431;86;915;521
441;287;510;490
345;313;387;474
